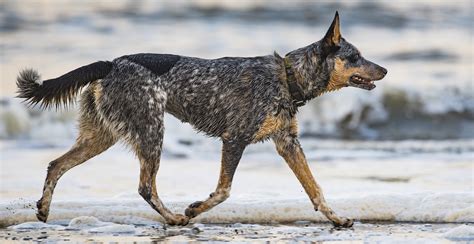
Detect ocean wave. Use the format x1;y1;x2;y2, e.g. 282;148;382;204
1;192;472;228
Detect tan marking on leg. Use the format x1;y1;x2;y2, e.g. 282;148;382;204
137;154;189;226
185;150;232;218
185;141;246;219
36;119;116;222
253;115;289;142
273;127;353;227
289;117;298;136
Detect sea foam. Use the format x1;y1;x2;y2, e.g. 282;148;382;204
1;192;472;228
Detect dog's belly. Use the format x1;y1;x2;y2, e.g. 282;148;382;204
165;99;231;137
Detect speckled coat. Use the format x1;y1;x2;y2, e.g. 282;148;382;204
17;12;386;227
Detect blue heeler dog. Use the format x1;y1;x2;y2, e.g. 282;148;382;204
17;12;386;228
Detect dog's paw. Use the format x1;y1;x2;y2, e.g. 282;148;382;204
36;212;48;223
189;201;203;209
167;214;189;226
333;217;353;228
184;208;196;218
185;201;204;218
36;199;48;223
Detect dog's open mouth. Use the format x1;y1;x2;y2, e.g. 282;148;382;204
348;75;376;90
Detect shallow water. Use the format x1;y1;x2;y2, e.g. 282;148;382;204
2;221;473;243
2;214;474;242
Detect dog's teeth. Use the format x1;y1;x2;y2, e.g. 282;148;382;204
353;76;366;83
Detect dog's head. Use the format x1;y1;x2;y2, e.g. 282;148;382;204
322;12;387;91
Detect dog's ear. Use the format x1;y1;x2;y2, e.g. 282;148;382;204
322;11;341;48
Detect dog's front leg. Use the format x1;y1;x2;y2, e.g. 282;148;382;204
185;139;247;219
273;131;353;228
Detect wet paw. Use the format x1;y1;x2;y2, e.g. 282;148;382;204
333;217;354;228
185;201;204;218
167;214;189;226
189;201;203;209
36;200;48;223
36;212;48;223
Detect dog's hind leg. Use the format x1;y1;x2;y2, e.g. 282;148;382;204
184;138;247;219
135;147;189;226
108;91;188;225
36;87;117;222
131;121;190;226
272;120;353;228
93;64;188;226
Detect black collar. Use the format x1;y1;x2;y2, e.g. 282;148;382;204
284;57;307;107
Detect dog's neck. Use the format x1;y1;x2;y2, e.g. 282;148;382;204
283;57;306;107
283;42;331;107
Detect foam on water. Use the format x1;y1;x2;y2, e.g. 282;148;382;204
441;225;474;241
8;217;137;234
67;217;136;234
67;216;110;229
9;222;65;231
1;192;472;228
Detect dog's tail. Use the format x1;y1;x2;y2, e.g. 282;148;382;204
16;61;113;108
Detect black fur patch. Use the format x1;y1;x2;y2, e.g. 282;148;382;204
124;53;180;76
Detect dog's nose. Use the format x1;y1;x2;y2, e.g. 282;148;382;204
381;67;388;75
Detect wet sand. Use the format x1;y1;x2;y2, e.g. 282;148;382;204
1;222;470;243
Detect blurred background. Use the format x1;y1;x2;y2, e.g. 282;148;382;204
0;0;472;183
1;0;472;144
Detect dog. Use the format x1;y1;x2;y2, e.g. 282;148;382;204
17;12;386;228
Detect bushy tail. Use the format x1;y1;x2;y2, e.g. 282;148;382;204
16;61;113;108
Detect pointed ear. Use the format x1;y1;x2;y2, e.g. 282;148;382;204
323;11;341;47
